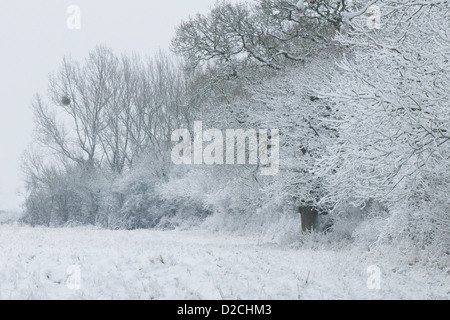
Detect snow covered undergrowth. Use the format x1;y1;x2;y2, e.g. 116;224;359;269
0;225;448;300
0;211;22;225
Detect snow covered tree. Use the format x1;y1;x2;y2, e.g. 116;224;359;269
172;0;379;75
173;0;327;72
170;0;374;234
314;0;450;247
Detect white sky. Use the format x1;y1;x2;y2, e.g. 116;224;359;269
0;0;227;211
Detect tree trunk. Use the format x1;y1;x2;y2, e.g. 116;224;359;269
298;206;319;233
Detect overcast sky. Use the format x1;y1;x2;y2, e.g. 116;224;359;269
0;0;229;211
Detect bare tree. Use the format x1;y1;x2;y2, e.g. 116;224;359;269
37;46;118;169
25;47;194;226
33;47;192;174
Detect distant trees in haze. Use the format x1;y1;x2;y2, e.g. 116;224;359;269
23;48;200;228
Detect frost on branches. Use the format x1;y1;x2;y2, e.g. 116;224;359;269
172;0;377;73
314;0;450;249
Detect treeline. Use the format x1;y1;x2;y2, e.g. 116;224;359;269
22;50;208;229
22;0;449;253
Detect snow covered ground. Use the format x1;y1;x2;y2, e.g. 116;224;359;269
0;225;448;300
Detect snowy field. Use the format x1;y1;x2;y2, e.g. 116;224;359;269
0;225;448;300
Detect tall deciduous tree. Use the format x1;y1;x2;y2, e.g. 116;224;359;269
314;0;450;246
